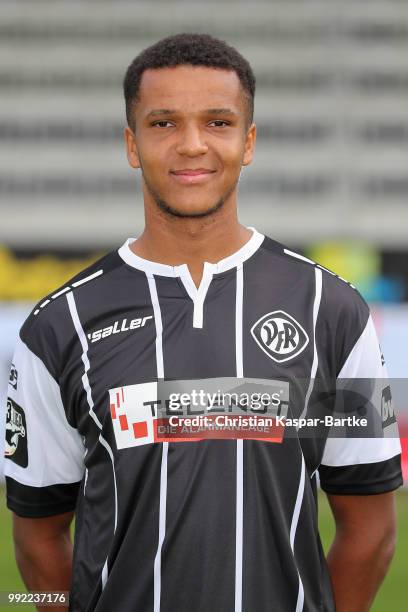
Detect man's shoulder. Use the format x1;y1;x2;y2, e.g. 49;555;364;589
259;236;371;375
260;234;368;318
20;248;123;343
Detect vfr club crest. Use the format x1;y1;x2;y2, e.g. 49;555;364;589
251;310;309;363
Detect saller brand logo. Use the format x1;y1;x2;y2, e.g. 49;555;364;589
87;315;153;343
251;310;309;363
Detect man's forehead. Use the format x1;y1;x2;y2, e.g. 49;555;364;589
137;65;243;111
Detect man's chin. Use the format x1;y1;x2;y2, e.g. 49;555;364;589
155;197;225;219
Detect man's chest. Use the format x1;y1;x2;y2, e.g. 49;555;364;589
62;278;321;449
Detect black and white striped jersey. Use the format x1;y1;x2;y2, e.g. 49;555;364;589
4;227;402;612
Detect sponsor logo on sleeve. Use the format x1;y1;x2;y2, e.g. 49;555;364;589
5;398;28;467
8;364;18;390
250;310;309;363
381;386;396;428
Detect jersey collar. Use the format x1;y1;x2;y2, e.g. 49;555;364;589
118;226;265;277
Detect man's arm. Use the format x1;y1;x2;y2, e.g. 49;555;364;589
12;510;75;612
325;491;397;612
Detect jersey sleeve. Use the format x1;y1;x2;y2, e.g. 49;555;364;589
4;334;85;517
319;310;403;496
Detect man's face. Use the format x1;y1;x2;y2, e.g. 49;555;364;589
124;65;256;218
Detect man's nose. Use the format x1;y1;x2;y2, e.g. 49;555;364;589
175;124;208;157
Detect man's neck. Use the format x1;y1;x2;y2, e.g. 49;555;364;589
129;211;252;288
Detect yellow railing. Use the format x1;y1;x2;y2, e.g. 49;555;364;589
0;247;103;300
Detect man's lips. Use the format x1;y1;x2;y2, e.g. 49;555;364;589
170;169;216;184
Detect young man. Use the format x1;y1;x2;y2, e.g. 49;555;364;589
4;34;402;612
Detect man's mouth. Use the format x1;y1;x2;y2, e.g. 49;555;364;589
170;168;216;184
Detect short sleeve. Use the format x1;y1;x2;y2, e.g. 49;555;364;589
4;335;85;517
319;314;403;495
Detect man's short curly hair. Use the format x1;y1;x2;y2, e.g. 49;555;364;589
123;33;256;129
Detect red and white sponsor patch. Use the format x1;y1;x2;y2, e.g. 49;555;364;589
109;382;157;449
109;382;285;449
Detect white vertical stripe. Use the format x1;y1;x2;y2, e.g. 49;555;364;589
66;291;118;591
84;467;88;495
298;268;322;421
235;265;244;378
146;273;167;612
67;293;102;429
147;274;164;378
235;265;244;612
83;445;89;495
291;268;322;611
98;435;118;532
290;268;322;612
290;455;306;549
154;441;169;612
101;560;108;589
290;455;306;612
235;439;243;612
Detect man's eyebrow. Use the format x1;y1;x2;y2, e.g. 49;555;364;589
203;108;239;116
145;109;176;119
145;108;239;119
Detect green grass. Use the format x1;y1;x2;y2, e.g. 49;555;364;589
1;486;407;610
0;487;75;611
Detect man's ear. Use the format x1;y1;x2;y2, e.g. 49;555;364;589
242;122;256;167
124;126;140;169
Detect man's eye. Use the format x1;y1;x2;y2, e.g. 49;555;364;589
152;121;173;128
209;120;229;127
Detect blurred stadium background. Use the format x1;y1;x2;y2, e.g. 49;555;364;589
0;0;407;609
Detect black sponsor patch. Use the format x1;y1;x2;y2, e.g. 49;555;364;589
9;363;18;390
381;386;396;429
4;398;28;467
